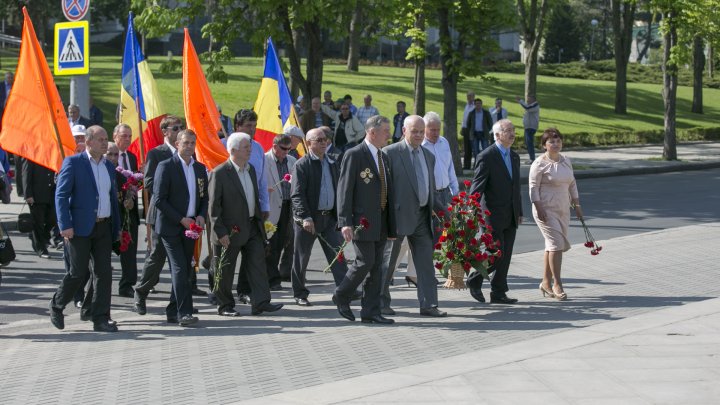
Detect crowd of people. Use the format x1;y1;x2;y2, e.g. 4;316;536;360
0;87;585;333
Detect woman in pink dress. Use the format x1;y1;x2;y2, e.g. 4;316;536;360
529;128;583;300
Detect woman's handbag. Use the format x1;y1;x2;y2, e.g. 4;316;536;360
0;171;11;204
17;203;34;233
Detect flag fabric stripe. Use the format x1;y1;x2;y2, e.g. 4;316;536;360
182;28;228;170
120;12;165;163
0;7;75;173
254;37;301;152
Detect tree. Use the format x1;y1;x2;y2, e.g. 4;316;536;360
390;1;428;115
346;1;363;71
543;1;585;63
517;0;549;100
610;0;636;114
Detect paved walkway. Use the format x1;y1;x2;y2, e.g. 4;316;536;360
0;142;719;404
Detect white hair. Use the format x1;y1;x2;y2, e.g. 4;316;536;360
226;132;252;153
423;111;441;126
492;119;513;141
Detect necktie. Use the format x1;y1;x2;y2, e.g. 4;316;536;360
502;149;512;179
121;152;127;170
496;110;502;122
412;148;428;207
377;150;387;210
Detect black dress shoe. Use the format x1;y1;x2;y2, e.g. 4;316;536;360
178;315;199;326
351;290;363;301
360;315;395;324
208;293;218;306
149;288;157;294
237;293;251;305
108;318;117;326
39;249;51;259
269;284;284;291
93;322;119;332
166;316;179;324
134;299;147;315
380;307;396;316
118;289;134;298
332;294;355;322
80;313;91;322
420;307;448;317
191;287;207;296
219;309;240;317
192;308;199;314
490;294;518;304
251;302;283;315
295;297;312;306
470;288;486;303
49;301;64;330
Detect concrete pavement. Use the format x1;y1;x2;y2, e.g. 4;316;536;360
0;142;719;404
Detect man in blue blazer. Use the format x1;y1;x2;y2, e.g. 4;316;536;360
49;126;121;332
153;129;209;326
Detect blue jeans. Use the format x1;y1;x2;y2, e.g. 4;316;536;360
524;128;537;162
471;132;489;159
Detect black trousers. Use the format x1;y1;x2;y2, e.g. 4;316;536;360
291;214;347;299
161;234;196;318
463;131;473;170
29;202;56;253
118;215;139;293
265;200;294;286
213;219;271;312
334;210;388;318
135;227;197;299
466;223;517;295
51;220;113;324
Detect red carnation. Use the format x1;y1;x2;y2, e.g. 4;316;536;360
597;246;603;252
190;223;203;232
496;249;503;258
486;225;493;233
463;180;471;188
591;249;599;255
463;262;472;271
479;218;486;225
475;252;484;261
119;241;129;252
471;192;481;200
436;210;446;218
469;238;478;246
283;173;292;183
338;251;345;263
232;225;241;233
484;209;491;216
439;235;447;242
444;222;451;228
434;243;442;250
457;241;465;250
458;230;466;237
446;251;455;260
489;256;496;264
459;191;467;198
464;250;473;258
7;169;15;179
435;262;443;270
359;217;370;229
584;241;593;248
446;234;454;241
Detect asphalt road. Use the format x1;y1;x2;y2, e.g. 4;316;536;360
1;169;719;328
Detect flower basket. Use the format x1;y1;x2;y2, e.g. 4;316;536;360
444;262;466;289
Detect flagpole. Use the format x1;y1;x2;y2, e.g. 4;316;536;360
23;8;66;163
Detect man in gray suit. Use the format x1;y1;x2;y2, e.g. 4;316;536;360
209;132;283;317
333;115;397;324
380;115;447;317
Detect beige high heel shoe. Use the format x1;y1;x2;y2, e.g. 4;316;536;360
553;289;567;301
539;284;555;298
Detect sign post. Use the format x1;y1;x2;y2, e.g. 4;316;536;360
59;0;91;118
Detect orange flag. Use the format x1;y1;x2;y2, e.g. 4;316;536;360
0;7;75;173
182;28;228;170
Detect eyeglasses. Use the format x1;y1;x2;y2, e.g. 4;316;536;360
106;152;119;156
279;146;292;151
163;125;185;132
311;138;327;143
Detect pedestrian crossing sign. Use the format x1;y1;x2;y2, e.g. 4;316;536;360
54;21;89;75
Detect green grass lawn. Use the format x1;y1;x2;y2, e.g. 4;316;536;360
2;50;719;138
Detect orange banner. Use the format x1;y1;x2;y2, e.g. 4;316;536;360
182;28;228;170
0;7;76;172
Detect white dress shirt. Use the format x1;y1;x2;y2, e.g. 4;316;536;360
180;157;197;218
422;136;459;195
86;151;112;218
462;102;474;129
231;160;256;218
364;139;381;173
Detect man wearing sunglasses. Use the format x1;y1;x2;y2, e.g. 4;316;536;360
264;134;297;290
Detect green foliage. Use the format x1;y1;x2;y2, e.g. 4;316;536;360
543;0;586;63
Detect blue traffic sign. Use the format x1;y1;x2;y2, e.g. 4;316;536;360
54;21;89;75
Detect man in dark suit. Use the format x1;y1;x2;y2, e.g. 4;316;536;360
468;118;523;304
49;126;121;332
22;159;57;258
209;133;283;317
113;124;140;297
290;128;351;306
135;116;205;314
67;104;92;128
333;115;397;324
462;98;493;161
381;115;446;317
153;129;209;326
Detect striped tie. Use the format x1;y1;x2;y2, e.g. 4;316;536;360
377;150;387;210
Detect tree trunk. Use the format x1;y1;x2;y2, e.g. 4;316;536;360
692;35;705;114
280;6;308;100
437;7;462;174
288;29;302;99
636;17;652;62
524;42;538;100
412;12;426;116
662;13;677;161
611;0;635;115
305;20;324;99
517;0;549;100
346;1;362;72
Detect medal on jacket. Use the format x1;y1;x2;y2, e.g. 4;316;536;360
360;168;373;184
198;178;205;198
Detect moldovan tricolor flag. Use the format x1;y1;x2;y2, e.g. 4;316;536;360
253;37;301;151
0;7;75;173
119;12;165;163
182;28;228;170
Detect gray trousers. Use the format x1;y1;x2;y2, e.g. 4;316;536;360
380;207;438;309
291;214;347;299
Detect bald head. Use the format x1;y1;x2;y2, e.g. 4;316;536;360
402;115;425;148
